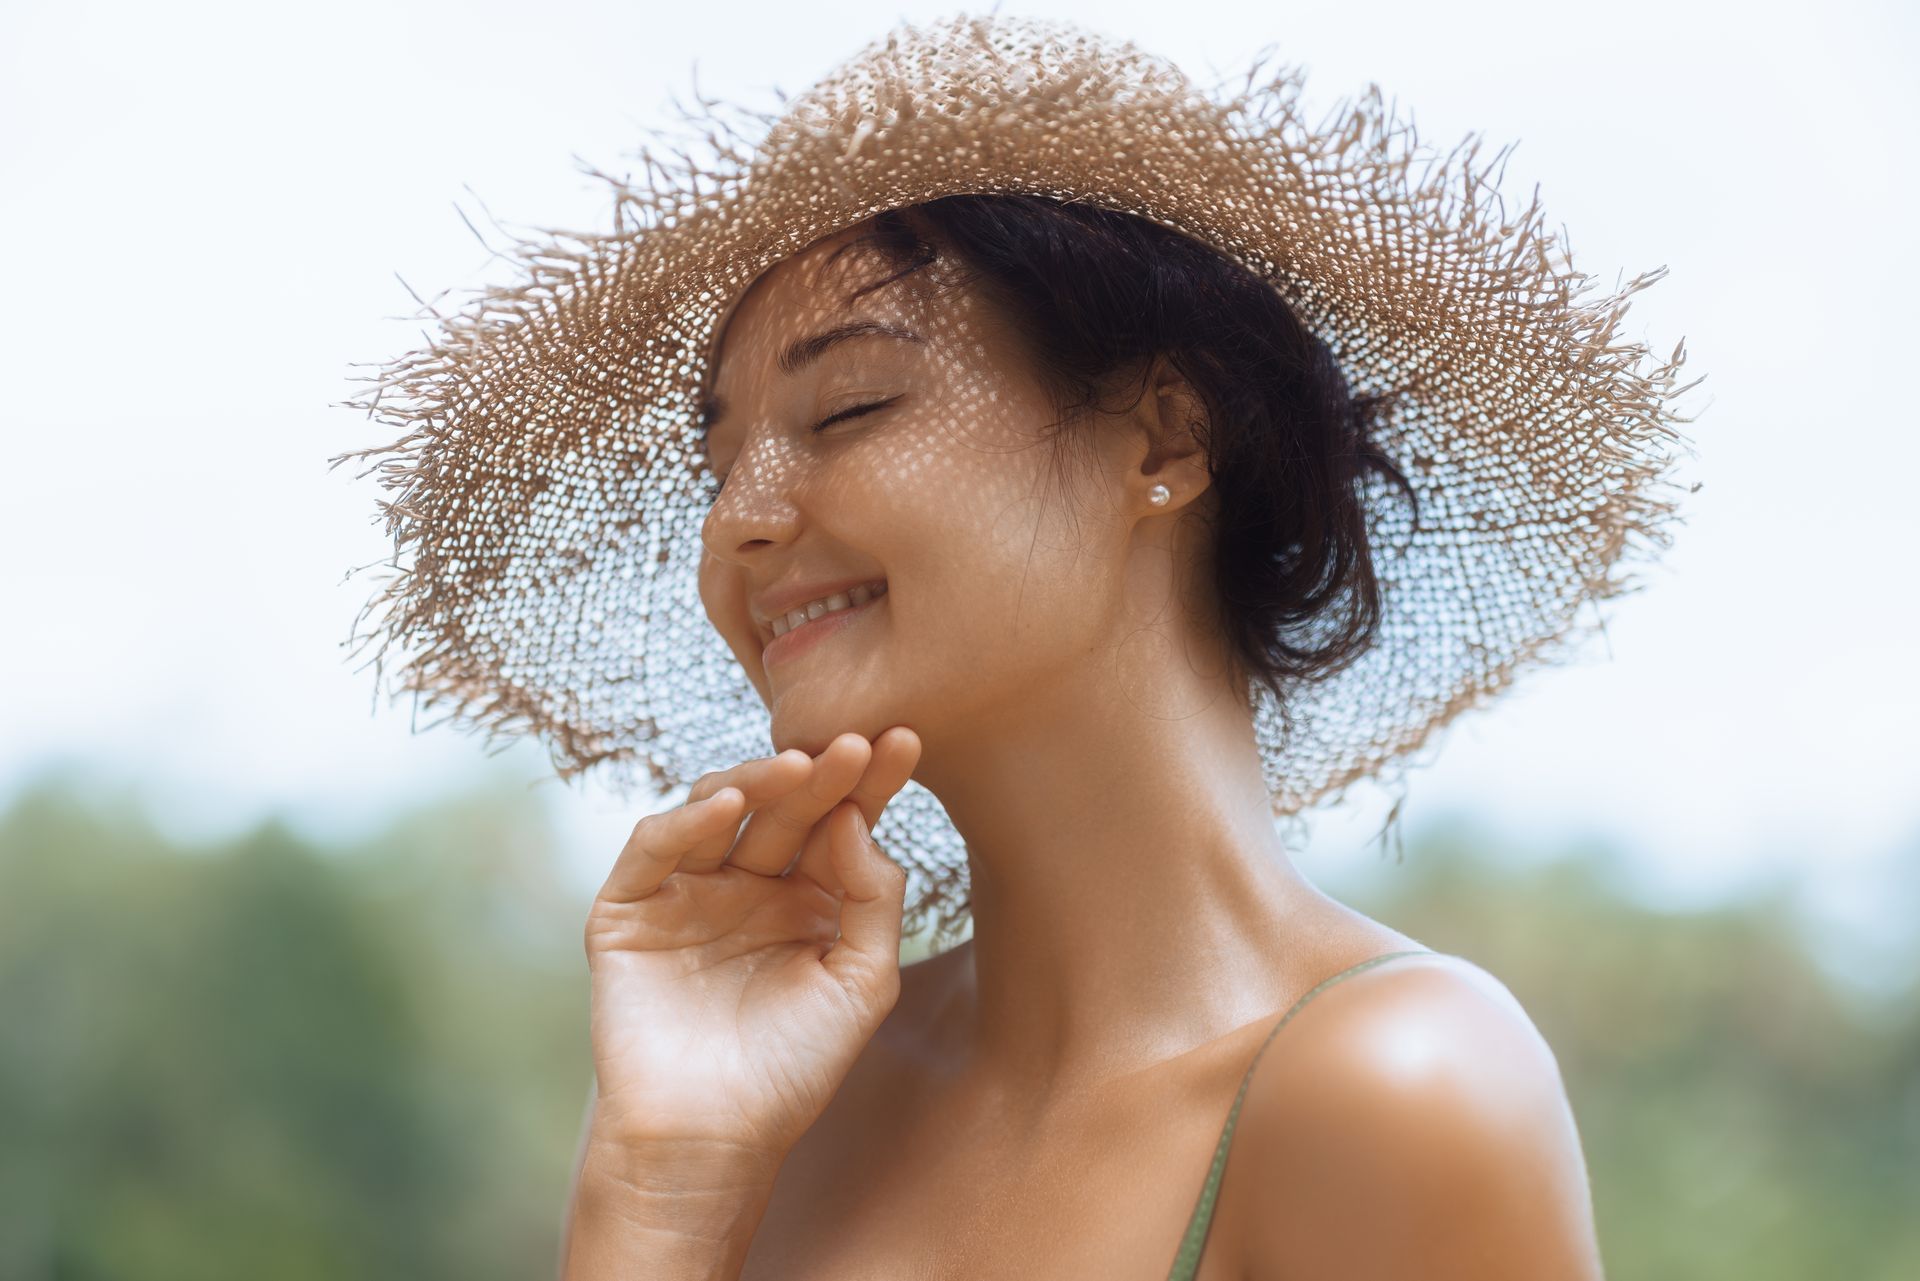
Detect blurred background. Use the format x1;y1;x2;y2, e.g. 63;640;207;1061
2;0;1915;1277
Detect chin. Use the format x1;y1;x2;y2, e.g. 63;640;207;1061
767;714;871;759
763;679;906;758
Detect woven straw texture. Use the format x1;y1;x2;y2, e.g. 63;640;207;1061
332;12;1700;948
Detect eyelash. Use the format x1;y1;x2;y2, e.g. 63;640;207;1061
699;396;900;502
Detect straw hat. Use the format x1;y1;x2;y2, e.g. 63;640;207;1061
332;11;1701;946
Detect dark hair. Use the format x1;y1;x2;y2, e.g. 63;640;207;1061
824;193;1419;715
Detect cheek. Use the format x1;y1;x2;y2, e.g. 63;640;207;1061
892;484;1119;670
695;554;727;627
836;411;1121;683
697;557;759;660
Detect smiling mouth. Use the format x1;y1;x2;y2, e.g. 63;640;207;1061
760;580;889;647
760;581;889;663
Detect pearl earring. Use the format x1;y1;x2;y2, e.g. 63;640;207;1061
1147;483;1171;507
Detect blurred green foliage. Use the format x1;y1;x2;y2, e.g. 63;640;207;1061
0;778;1913;1279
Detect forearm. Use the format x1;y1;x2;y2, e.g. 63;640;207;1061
561;1139;781;1281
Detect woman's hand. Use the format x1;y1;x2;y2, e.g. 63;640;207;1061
581;726;923;1169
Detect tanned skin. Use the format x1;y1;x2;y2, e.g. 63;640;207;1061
559;223;1605;1280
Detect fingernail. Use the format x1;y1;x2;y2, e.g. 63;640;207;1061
852;808;870;844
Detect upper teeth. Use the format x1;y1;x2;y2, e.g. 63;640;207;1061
768;581;887;639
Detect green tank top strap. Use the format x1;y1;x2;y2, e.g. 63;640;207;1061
1162;948;1441;1281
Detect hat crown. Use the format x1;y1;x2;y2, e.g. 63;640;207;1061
334;10;1701;949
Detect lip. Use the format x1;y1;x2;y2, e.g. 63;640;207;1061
762;589;886;668
751;575;888;634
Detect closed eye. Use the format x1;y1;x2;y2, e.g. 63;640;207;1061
813;394;903;432
699;394;904;503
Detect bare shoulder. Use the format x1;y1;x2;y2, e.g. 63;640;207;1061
1229;952;1605;1280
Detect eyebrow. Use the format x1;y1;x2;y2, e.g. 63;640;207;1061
699;320;923;436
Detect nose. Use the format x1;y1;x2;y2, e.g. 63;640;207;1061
697;432;805;565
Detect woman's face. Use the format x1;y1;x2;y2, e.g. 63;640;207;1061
696;224;1199;758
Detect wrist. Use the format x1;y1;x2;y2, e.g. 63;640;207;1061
564;1142;782;1281
583;1130;784;1202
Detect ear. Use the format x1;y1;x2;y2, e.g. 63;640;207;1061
1130;355;1211;513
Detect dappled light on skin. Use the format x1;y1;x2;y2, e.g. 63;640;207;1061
694;224;1229;768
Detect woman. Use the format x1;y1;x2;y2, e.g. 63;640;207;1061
562;197;1605;1278
334;15;1693;1279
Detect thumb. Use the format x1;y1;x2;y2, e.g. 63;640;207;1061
819;802;906;1009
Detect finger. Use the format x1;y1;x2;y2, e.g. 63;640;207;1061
596;787;745;905
673;748;818;872
684;732;873;876
819;801;908;1011
791;726;922;892
685;748;813;806
597;749;810;903
848;726;922;823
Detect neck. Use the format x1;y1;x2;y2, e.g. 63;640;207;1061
910;650;1340;1098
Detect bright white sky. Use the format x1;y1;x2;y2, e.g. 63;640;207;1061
2;0;1915;982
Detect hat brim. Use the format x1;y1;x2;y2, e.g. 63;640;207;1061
331;13;1701;947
